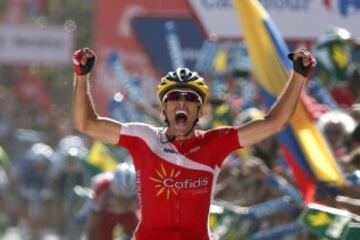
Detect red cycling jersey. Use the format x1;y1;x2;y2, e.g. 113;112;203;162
117;123;241;240
91;173;139;240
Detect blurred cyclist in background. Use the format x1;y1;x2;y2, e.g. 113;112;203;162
85;162;139;240
50;135;91;239
72;47;315;240
16;142;54;239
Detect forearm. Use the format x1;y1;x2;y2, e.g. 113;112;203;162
71;73;122;144
265;72;306;130
237;48;314;147
72;74;98;131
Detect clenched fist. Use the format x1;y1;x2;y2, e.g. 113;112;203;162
288;48;316;80
73;48;96;76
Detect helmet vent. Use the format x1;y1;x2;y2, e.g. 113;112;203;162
180;69;186;81
176;68;190;81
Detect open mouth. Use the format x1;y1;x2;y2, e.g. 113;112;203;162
175;110;188;125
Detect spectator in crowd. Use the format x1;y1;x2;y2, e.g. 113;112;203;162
335;149;360;215
331;65;360;108
317;110;356;158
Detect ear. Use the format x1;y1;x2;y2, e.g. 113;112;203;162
161;102;167;112
160;102;167;117
198;105;205;118
160;102;168;123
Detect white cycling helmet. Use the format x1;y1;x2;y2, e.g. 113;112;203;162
317;110;356;134
110;162;137;198
27;143;53;162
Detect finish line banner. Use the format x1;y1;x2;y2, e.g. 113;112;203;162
188;0;360;39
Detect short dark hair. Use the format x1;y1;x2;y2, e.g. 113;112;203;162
349;148;360;168
351;125;360;143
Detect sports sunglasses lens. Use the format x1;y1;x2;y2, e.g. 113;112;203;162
166;91;181;101
185;92;200;102
166;91;200;102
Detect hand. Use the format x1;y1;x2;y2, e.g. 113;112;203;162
287;48;316;79
73;48;96;76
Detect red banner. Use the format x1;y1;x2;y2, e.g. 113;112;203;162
94;0;194;114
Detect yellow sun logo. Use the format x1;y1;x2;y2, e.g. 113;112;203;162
150;163;181;200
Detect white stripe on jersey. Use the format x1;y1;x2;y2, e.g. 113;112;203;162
121;123;216;174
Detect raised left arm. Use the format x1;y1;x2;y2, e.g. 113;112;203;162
237;48;315;147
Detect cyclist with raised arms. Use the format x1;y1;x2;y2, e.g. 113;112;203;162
72;47;315;240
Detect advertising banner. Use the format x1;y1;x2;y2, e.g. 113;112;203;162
0;25;73;64
131;17;205;74
188;0;360;40
94;0;196;113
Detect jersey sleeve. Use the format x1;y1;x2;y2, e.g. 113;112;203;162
117;122;157;150
204;126;242;167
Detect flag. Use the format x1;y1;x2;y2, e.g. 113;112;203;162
85;141;119;176
232;0;344;202
299;203;355;239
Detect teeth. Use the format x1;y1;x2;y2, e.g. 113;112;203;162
175;110;187;116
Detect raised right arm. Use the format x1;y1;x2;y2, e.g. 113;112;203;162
72;48;122;145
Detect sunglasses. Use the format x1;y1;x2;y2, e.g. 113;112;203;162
163;90;202;104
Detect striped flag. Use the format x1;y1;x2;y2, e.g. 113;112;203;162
85;141;119;176
232;0;344;202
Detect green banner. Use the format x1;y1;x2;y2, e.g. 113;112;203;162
300;203;358;240
341;222;360;240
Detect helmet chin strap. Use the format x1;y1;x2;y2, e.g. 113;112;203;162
163;104;201;141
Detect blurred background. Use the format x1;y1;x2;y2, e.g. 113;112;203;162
1;0;360;239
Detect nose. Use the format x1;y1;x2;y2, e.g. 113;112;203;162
176;97;187;106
